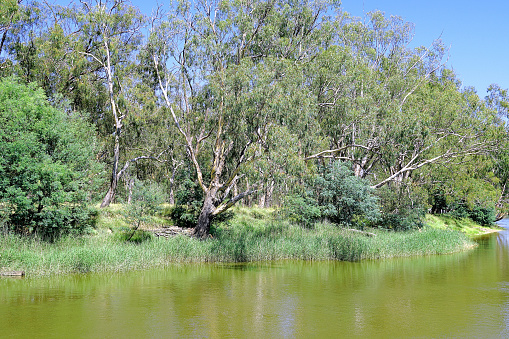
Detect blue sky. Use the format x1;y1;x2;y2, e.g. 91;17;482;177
340;0;509;97
53;0;509;97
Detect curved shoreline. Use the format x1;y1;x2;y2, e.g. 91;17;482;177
1;213;499;277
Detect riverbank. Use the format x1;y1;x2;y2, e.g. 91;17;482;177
425;214;504;237
0;207;480;277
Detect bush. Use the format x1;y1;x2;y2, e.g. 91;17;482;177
170;175;203;228
436;198;496;227
0;77;102;240
169;205;234;228
468;205;496;226
169;205;198;228
376;185;427;231
281;161;380;229
377;212;424;231
115;228;153;243
170;170;234;228
281;194;321;227
316;161;380;226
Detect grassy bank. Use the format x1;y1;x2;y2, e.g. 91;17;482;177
0;207;476;277
425;214;504;237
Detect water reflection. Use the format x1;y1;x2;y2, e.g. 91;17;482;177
497;219;509;246
2;225;509;338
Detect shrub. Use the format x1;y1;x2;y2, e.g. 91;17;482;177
121;180;167;241
170;172;234;228
468;205;496;226
115;228;154;243
169;205;199;228
281;194;321;227
281;161;380;229
169;205;234;229
316;161;380;226
376;185;427;231
436;198;496;226
170;175;203;228
377;212;424;231
0;77;102;240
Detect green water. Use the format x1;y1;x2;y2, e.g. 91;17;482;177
2;223;509;338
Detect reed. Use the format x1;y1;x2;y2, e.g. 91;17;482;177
0;218;475;276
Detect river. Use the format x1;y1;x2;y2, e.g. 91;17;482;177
2;220;509;338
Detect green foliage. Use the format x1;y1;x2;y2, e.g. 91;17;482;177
168;204;235;229
377;185;426;231
281;194;321;228
170;172;203;228
168;205;198;229
115;227;153;244
425;214;501;237
1;0;506;236
316;161;381;226
445;202;496;226
281;161;380;228
0;217;475;276
0;77;102;239
428;168;498;226
468;206;496;226
378;212;425;231
121;180;167;241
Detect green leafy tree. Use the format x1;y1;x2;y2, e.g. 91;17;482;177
0;0;21;65
0;77;102;239
305;12;500;190
0;0;42;78
69;0;145;207
148;0;336;237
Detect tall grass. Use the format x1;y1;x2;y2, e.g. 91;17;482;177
0;219;475;277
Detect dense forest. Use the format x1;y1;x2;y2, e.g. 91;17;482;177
1;0;508;239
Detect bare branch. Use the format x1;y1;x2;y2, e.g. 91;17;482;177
213;185;259;216
305;144;373;160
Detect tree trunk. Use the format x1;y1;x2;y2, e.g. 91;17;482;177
258;189;265;207
265;180;274;208
168;163;180;206
193;194;215;239
245;179;251;207
127;177;134;204
100;134;120;208
101;179;117;208
169;187;175;206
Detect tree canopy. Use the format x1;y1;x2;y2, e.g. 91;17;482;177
0;0;508;237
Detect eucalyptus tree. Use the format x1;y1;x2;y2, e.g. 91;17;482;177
307;12;444;174
485;84;509;217
369;75;501;189
0;0;21;66
0;0;47;79
148;0;335;237
306;11;499;190
69;0;146;207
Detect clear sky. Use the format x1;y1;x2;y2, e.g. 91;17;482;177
52;0;509;97
340;0;509;97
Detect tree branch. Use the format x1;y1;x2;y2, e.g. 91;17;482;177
212;185;258;216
